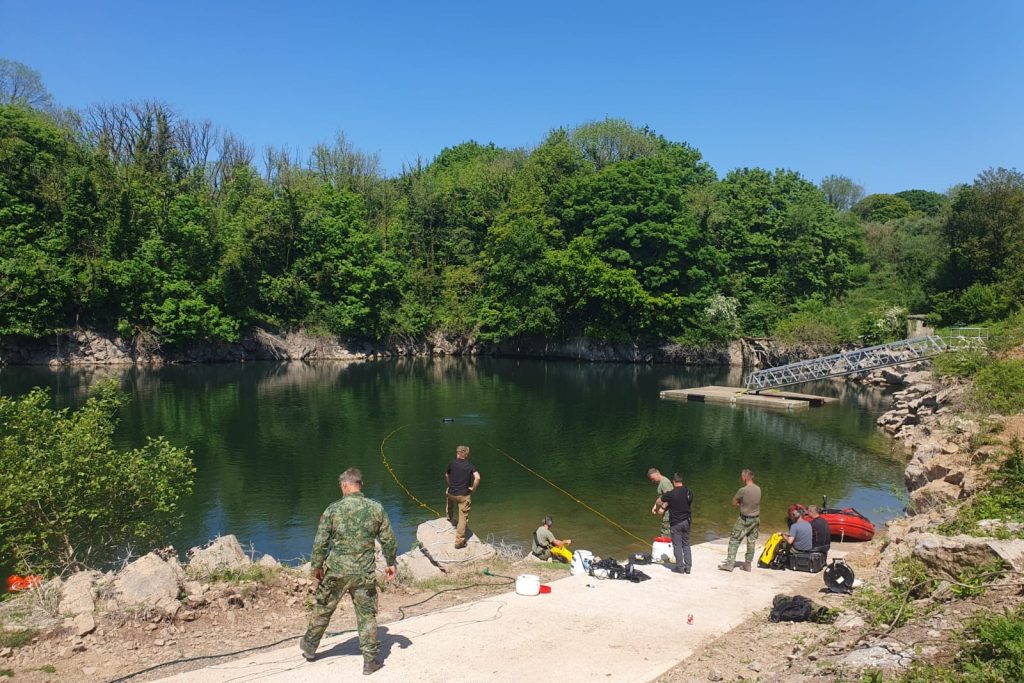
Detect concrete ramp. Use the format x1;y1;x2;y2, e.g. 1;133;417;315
155;540;818;683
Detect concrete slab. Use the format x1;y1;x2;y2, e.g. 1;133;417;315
155;540;820;683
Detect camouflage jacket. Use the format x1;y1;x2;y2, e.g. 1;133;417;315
311;492;397;578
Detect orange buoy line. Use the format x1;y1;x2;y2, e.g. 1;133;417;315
379;425;443;518
488;443;649;546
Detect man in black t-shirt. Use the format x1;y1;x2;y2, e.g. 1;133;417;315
445;445;480;549
657;473;694;574
807;505;831;558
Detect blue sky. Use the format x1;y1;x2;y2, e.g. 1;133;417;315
3;1;1022;194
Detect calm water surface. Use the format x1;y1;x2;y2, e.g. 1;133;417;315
0;358;904;566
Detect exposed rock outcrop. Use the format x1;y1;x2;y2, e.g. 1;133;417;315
186;535;251;574
113;552;186;614
413;518;496;574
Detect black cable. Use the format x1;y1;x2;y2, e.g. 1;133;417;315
104;573;515;683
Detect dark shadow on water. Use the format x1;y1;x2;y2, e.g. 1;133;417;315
319;626;412;661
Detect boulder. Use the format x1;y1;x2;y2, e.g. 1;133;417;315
909;480;961;514
396;548;444;582
986;539;1024;573
59;570;102;616
72;612;96;637
114;552;185;610
257;554;280;569
187;535;251;574
415;518;496;573
912;533;1002;581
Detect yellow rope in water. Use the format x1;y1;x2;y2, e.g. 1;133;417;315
489;443;649;546
379;425;443;517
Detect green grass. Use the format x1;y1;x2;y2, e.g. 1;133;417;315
0;669;12;678
972;359;1024;414
855;556;935;628
939;440;1024;538
0;629;36;648
39;665;55;674
866;606;1024;682
186;565;278;584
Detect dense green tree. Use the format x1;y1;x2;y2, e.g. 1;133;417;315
894;189;948;217
851;193;915;222
0;384;194;571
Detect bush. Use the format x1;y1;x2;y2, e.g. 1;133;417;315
0;383;195;573
932;350;990;378
972;359;1024;414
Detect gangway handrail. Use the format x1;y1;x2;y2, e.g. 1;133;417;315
744;327;987;391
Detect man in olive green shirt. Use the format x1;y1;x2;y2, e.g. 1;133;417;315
648;468;675;536
301;468;397;675
531;515;572;562
719;468;762;572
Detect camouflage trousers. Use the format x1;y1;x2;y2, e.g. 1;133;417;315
725;515;760;564
660;513;671;538
301;573;378;662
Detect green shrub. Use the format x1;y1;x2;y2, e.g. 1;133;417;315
959;607;1024;681
972;359;1024;414
950;559;1007;599
932;350;990;378
0;383;195;573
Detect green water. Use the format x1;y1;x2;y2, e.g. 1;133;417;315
0;358;904;566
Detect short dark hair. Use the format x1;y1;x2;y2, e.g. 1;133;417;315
672;473;683;484
542;515;553;526
339;468;363;486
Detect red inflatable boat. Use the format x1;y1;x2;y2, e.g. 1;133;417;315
789;499;876;542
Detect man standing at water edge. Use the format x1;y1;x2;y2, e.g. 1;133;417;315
656;473;694;574
648;468;675;536
301;468;396;675
445;445;480;548
718;469;761;572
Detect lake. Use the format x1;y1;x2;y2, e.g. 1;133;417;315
0;358;904;568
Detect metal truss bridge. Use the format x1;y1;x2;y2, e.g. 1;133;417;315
744;328;988;391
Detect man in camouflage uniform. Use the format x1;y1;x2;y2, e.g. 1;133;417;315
301;468;397;675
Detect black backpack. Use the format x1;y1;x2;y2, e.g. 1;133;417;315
769;595;833;623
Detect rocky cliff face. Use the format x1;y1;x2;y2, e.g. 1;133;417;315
4;328;844;367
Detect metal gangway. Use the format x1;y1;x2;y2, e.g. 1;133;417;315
744;327;988;391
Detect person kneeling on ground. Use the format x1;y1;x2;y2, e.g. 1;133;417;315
532;516;572;563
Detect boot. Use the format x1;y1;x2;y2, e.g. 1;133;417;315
741;561;752;572
363;659;383;675
718;561;734;572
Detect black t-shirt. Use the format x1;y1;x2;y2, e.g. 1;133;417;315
660;486;693;526
446;459;478;496
810;516;831;550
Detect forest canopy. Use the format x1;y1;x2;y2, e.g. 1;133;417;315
1;65;1021;348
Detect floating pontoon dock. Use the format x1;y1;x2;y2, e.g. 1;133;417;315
660;386;839;410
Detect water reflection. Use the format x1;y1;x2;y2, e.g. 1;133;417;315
0;358;904;566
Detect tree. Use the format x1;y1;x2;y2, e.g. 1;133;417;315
820;174;865;212
0;59;52;110
851;194;914;222
894;189;948;217
939;167;1024;293
568;118;666;170
0;384;194;572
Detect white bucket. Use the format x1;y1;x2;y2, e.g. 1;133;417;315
570;549;594;576
652;538;675;563
515;574;540;596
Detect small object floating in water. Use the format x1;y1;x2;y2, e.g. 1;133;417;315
442;417;455;423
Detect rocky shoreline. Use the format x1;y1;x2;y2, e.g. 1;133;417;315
0;327;835;368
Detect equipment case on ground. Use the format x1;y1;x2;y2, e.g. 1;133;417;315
788;551;826;573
